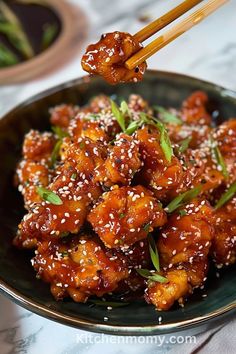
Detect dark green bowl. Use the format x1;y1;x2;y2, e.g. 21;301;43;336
0;71;236;335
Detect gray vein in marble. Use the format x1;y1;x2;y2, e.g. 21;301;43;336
0;326;42;354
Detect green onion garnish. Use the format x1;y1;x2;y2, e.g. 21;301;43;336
50;126;69;167
136;269;168;283
154;105;182;125
51;126;69;139
37;187;63;205
111;99;126;132
143;222;150;233
156;120;173;163
211;140;228;179
120;100;130;117
178;137;191;153
50;140;62;167
140;113;173;163
166;186;202;213
148;234;160;272
215;182;236;210
136;235;167;283
125;120;142;135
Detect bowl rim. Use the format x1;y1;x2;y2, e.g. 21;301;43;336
0;70;236;335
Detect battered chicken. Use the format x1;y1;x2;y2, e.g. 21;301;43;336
14;137;105;248
95;133;142;186
88;185;166;248
81;31;147;84
212;198;236;266
15;130;55;208
33;234;129;302
146;199;214;310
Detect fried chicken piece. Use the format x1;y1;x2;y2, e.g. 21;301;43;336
14;138;106;248
33;234;129;302
16;160;51;207
60;137;107;176
14;166;101;249
168;124;212;149
211;198;236;266
88;185;166;248
68;113;110;143
187;123;236;196
146;199;214;310
136;127;218;200
89;94;111;113
15;130;55;207
183;147;225;196
95;133;141;186
146;269;190;311
120;239;151;293
135;127;185;200
81;31;147;84
181;91;212;126
212;119;236;157
49;104;79;129
158;199;213;270
212;119;236;184
128;94;153;115
22;130;55;161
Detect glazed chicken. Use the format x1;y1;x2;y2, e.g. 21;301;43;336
81;31;147;84
15;130;55;208
88;185;166;248
146;199;214;310
14;91;236;311
33;234;129;302
212;198;236;266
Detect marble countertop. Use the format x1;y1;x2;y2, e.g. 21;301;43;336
0;0;236;353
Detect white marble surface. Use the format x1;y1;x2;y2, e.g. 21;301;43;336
0;0;236;353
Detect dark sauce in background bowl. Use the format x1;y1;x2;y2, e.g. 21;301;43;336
0;1;62;66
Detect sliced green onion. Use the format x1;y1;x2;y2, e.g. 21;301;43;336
166;186;202;213
155;120;173;163
143;222;150;233
147;274;168;283
215;182;236;210
178;137;191;153
124;120;141;135
136;268;152;278
140;113;173;163
120;100;130;116
154;105;182;125
37;187;63;205
212;142;228;179
51;126;69;139
50;140;62;167
136;269;168;283
110;99;126;132
148;234;160;272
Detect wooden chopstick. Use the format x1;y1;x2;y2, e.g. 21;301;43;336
126;0;228;70
134;0;204;43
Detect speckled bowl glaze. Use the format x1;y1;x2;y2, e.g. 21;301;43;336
0;71;235;335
